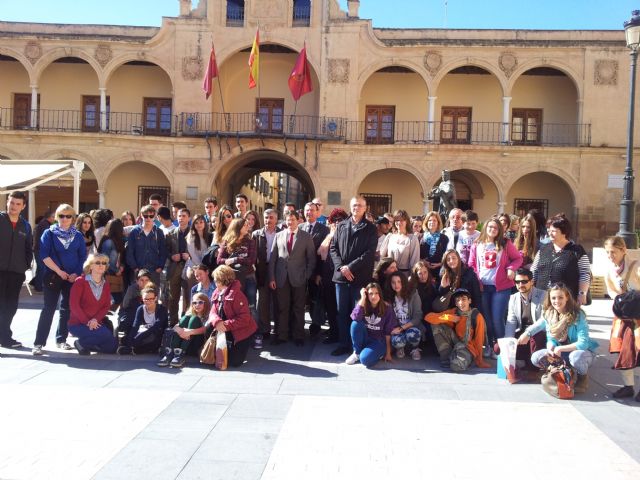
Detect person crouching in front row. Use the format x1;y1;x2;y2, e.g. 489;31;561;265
344;283;397;368
118;284;168;355
425;288;490;371
158;292;208;368
68;254;118;355
206;265;257;368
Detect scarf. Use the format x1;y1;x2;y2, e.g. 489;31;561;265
546;308;577;343
51;224;78;250
423;231;441;257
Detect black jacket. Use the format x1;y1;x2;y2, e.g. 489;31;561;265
330;216;377;286
0;212;33;274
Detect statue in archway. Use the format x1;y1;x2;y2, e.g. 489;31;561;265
428;169;457;218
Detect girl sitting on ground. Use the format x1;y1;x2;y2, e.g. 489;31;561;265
386;271;424;361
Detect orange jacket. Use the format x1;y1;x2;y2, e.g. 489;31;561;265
425;308;490;368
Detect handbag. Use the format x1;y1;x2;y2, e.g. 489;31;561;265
541;357;576;399
199;332;217;365
44;270;64;289
432;289;453;312
215;331;228;370
106;274;124;293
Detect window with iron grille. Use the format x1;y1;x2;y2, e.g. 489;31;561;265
226;0;244;26
138;186;171;213
514;198;548;219
361;193;392;217
293;0;311;26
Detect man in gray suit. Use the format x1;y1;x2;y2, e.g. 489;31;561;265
505;268;546;369
269;210;316;346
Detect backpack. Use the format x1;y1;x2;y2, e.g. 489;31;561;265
613;289;640;320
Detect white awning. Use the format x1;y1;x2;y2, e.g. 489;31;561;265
0;162;72;189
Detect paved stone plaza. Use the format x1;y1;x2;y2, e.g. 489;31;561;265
1;290;639;480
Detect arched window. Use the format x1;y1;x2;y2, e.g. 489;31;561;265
226;0;244;27
293;0;311;26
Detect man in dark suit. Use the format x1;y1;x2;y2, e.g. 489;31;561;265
299;201;330;337
269;210;316;346
252;208;280;348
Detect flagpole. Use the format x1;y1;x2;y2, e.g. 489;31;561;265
256;25;261;130
211;37;228;130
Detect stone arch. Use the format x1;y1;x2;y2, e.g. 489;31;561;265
432;58;507;96
354;162;430;199
40;148;101;189
216;40;321;79
103;53;175;91
0;145;23;159
504;165;579;207
0;47;34;83
212;143;320;206
357;59;432;97
33;48;103;85
507;59;583;101
103;152;174;190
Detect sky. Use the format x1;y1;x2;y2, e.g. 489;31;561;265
0;0;637;30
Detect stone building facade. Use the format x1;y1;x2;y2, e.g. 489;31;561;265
0;0;637;249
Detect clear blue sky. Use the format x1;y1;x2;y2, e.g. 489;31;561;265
0;0;637;30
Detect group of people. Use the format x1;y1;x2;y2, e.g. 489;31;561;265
0;189;638;401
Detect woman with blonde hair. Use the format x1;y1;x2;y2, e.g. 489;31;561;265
514;213;537;269
519;283;598;394
158;292;209;368
603;236;640;400
68;253;117;355
33;204;87;356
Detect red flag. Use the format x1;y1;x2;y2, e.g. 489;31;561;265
203;43;219;100
288;45;313;101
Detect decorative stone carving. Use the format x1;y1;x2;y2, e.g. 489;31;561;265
182;56;203;81
328;58;350;84
177;159;207;172
24;41;42;64
498;52;518;78
94;44;113;67
594;59;618;86
423;51;442;75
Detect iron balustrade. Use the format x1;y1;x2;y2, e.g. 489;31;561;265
292;5;311;26
0;107;591;146
226;5;244;26
344;120;592;147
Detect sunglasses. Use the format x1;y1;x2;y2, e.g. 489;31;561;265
142;297;156;302
93;261;108;266
223;214;233;219
192;300;205;305
142;214;155;219
514;279;530;285
58;214;73;219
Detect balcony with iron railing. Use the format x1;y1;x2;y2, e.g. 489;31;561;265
226;4;244;27
292;5;311;26
0;107;592;147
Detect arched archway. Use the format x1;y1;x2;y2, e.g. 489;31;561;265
430;169;500;220
105;161;171;216
433;65;504;144
1;53;34;129
359;65;430;143
213;43;320;131
509;66;581;145
214;148;316;215
357;168;425;217
506;171;576;224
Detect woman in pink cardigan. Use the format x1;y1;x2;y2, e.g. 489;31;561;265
468;217;522;355
68;253;118;355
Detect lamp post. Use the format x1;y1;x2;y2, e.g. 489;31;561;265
618;10;640;249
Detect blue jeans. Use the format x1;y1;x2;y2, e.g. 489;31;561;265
244;275;258;328
351;321;386;368
531;348;594;375
33;255;45;290
336;283;362;348
481;284;511;345
35;278;72;346
69;324;118;354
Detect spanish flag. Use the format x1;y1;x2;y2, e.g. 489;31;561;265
248;29;259;89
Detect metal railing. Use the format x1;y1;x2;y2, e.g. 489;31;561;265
226;5;244;27
292;5;311;26
0;107;591;146
344;120;591;147
179;112;345;139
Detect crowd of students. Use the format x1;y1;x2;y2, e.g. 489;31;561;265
1;189;638;401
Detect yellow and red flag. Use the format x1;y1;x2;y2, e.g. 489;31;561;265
288;44;313;101
248;29;260;89
202;42;219;100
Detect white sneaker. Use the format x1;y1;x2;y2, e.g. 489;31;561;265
410;348;422;361
32;345;43;356
396;348;405;359
345;352;360;365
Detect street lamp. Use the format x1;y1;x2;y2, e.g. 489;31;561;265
618;10;640;249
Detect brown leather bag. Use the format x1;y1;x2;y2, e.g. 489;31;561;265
199;332;217;365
